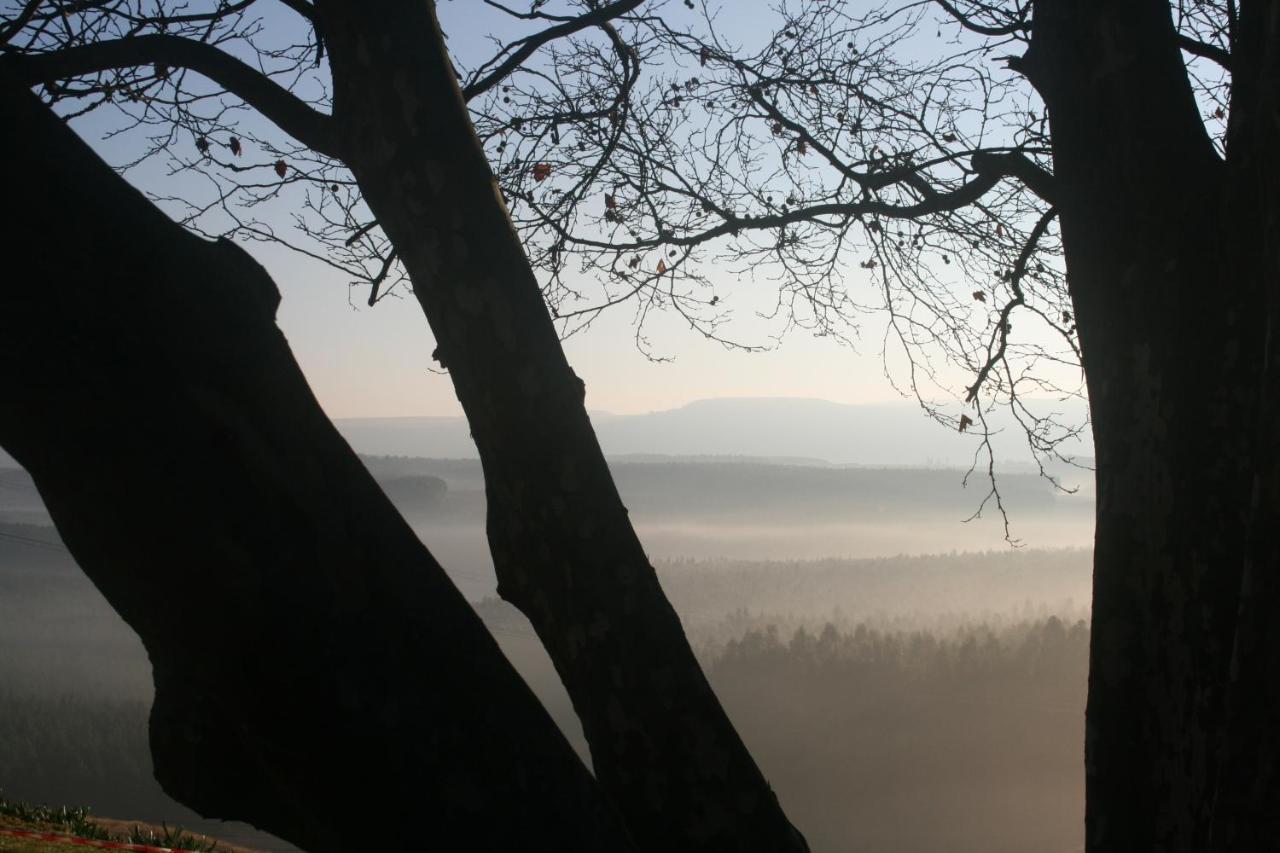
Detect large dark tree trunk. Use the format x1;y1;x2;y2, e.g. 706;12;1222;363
1026;1;1280;849
1207;3;1280;848
0;70;633;853
312;3;806;850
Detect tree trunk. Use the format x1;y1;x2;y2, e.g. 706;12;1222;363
1207;3;1280;848
313;2;806;850
0;70;632;853
1026;1;1280;849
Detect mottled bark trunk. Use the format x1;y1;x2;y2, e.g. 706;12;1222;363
0;71;631;853
313;2;806;850
1025;1;1280;849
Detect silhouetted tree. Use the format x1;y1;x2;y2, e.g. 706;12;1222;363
0;70;631;852
5;1;1278;850
496;2;1279;849
0;2;805;851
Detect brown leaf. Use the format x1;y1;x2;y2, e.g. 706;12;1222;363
532;162;552;182
228;136;241;156
605;193;617;210
657;258;668;274
972;290;986;302
274;160;287;178
959;414;974;433
700;46;711;67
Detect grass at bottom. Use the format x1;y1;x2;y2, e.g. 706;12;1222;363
0;831;110;852
0;792;243;853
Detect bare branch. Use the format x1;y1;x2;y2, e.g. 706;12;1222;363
0;0;45;46
1178;33;1233;70
539;169;1008;254
972;150;1057;204
3;34;341;157
463;0;645;102
966;206;1058;402
275;0;325;64
932;0;1029;37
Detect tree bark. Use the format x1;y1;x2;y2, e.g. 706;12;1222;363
313;2;807;850
1026;1;1280;849
0;70;632;853
1208;3;1280;848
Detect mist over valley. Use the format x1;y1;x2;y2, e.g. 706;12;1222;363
2;400;1093;851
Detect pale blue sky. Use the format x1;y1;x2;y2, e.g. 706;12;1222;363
61;0;1044;420
268;239;902;418
281;0;906;418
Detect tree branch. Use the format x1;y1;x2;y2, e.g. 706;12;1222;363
541;168;1008;252
932;0;1029;37
972;150;1057;204
3;34;341;158
745;83;943;199
966;206;1058;402
1178;33;1233;70
0;0;45;46
275;0;325;65
462;0;645;102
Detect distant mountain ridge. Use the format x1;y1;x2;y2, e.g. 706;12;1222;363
336;396;1092;469
0;396;1093;470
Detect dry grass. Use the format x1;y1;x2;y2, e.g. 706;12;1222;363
0;807;264;853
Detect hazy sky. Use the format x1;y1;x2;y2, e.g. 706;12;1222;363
66;1;1050;421
273;1;915;419
264;236;904;419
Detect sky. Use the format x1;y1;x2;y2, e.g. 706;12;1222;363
63;0;1057;422
271;0;911;419
262;236;905;419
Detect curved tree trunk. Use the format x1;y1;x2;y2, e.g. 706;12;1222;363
0;70;632;853
1026;1;1280;849
313;2;806;850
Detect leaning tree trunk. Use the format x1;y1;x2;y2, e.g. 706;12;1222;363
313;2;806;850
0;70;633;853
1026;1;1280;849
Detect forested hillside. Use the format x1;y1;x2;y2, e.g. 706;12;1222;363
2;461;1090;851
2;615;1086;853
